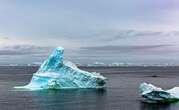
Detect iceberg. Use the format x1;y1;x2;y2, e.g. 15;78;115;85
139;83;179;103
15;47;106;90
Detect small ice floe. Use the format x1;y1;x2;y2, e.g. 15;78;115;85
14;47;106;90
139;83;179;103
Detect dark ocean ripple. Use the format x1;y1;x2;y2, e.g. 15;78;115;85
0;66;179;110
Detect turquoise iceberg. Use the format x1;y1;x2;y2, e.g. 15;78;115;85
139;83;179;103
15;47;106;90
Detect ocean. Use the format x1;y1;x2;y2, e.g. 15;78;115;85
0;66;179;110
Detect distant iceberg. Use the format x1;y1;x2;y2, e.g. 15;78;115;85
14;47;106;90
86;62;106;67
139;83;179;103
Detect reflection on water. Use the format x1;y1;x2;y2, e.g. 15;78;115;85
140;102;179;110
140;102;171;110
30;89;108;110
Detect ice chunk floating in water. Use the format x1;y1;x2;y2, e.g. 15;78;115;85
139;83;179;103
15;47;106;90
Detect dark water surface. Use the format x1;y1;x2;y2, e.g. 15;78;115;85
0;66;179;110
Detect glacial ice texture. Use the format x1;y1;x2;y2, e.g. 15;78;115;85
15;47;106;90
139;83;179;103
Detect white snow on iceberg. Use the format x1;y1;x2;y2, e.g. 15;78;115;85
139;83;179;103
14;47;106;90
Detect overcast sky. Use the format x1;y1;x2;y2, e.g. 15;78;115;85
0;0;179;65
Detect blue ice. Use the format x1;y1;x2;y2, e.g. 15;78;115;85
15;47;106;90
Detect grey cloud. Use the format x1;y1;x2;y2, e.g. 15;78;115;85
94;30;179;42
166;31;179;36
0;36;10;41
80;44;173;53
99;30;163;41
65;30;179;43
0;45;53;56
1;37;9;40
133;31;162;37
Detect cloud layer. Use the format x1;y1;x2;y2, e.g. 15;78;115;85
0;1;179;64
81;45;172;52
0;45;52;55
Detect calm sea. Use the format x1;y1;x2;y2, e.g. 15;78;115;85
0;66;179;110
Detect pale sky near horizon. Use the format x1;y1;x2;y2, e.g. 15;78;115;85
0;0;179;65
